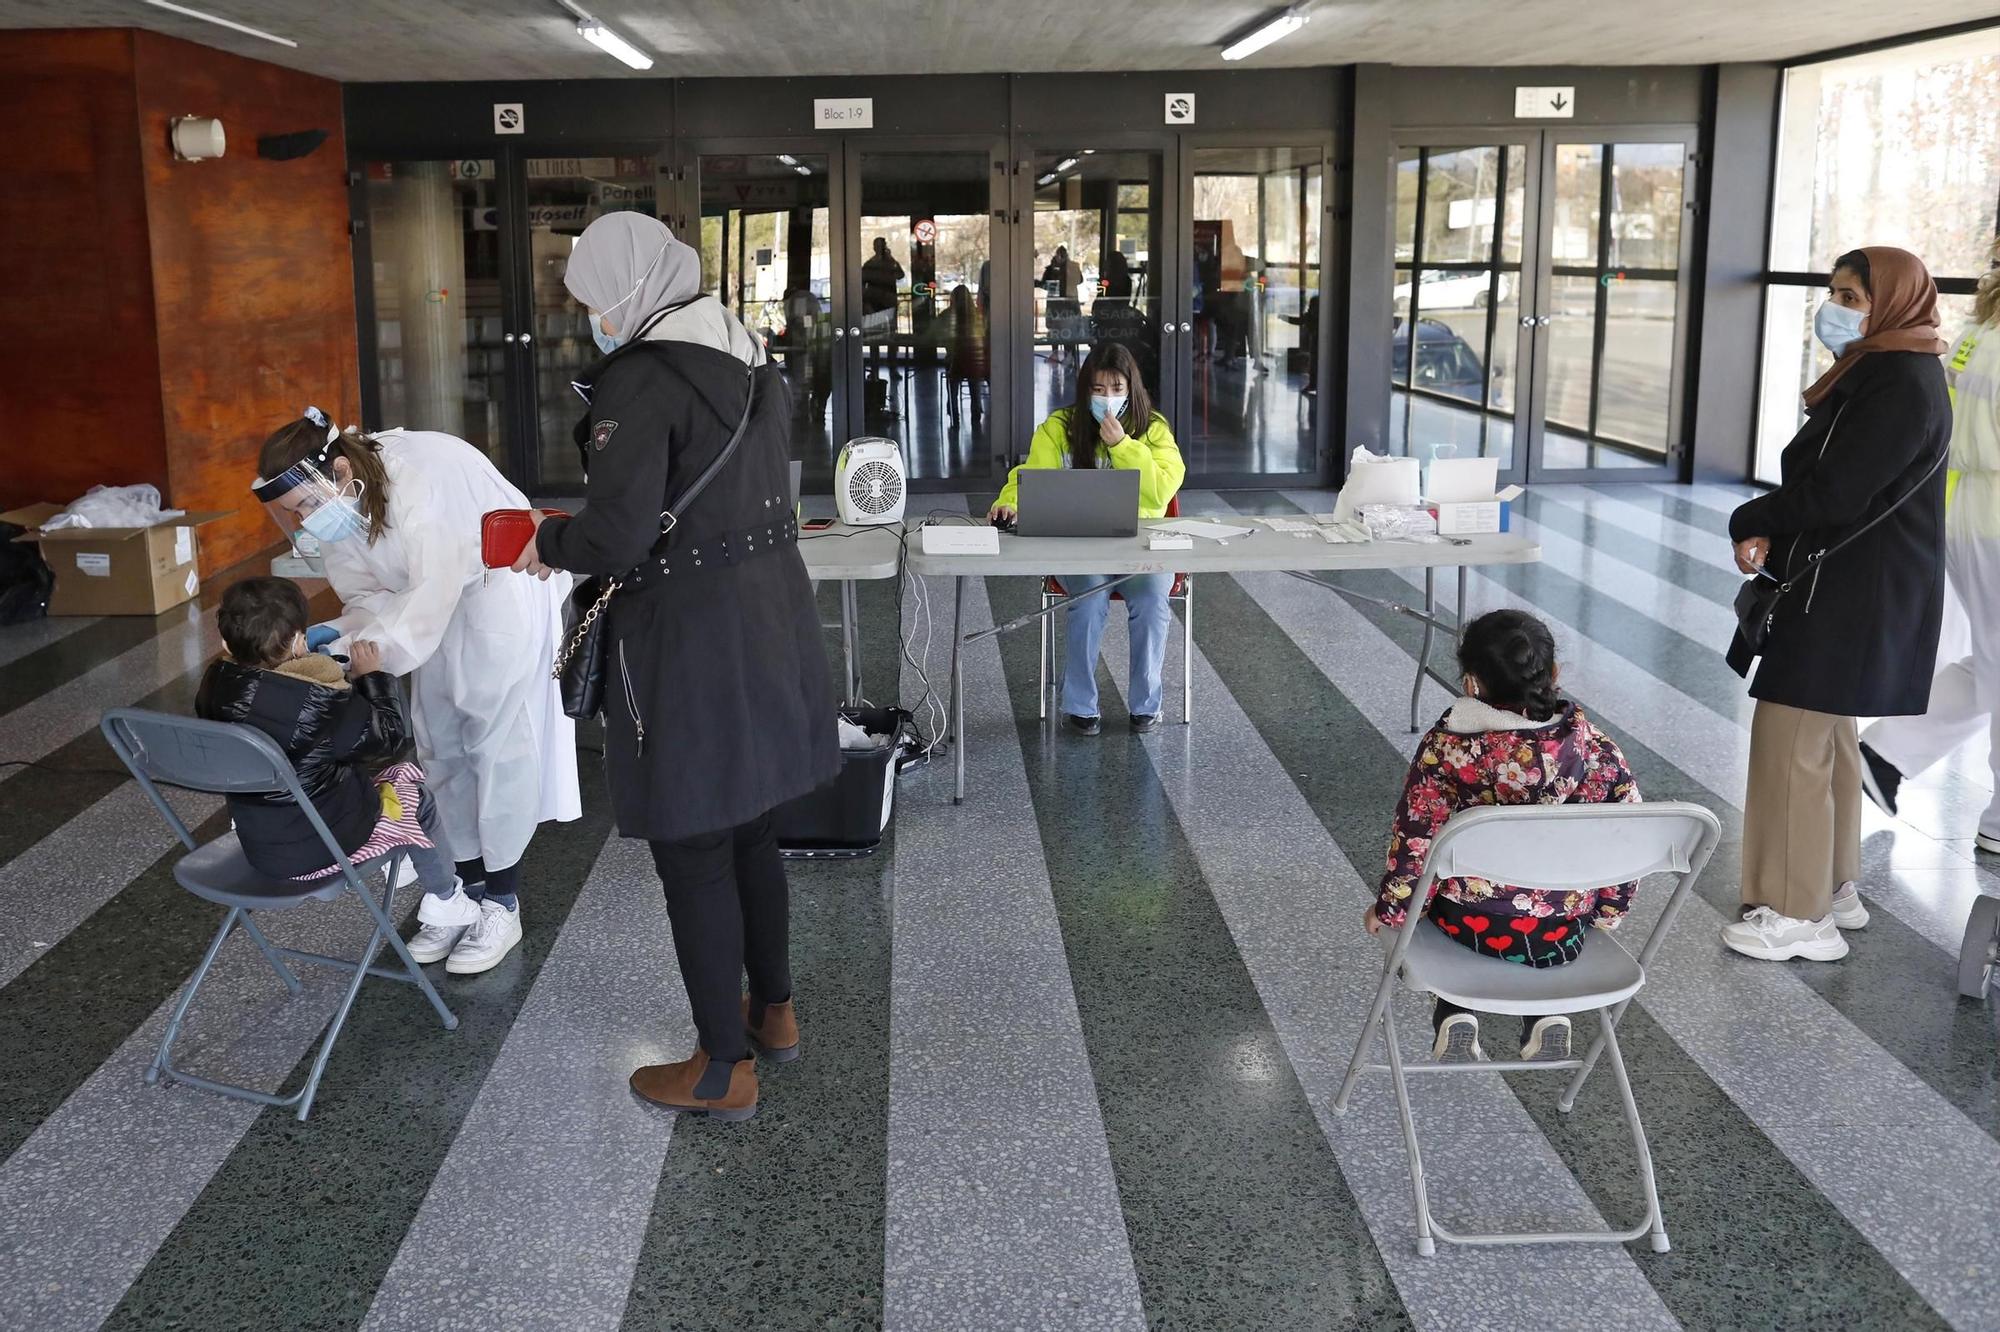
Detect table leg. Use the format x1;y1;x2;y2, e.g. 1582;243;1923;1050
1410;567;1437;734
1455;566;1468;656
840;579;861;703
951;575;967;805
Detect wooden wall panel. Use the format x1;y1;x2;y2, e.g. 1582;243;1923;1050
0;31;167;512
134;30;358;575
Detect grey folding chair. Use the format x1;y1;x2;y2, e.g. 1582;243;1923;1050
100;707;457;1121
1332;801;1722;1255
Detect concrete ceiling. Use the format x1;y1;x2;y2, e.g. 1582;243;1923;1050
3;0;1997;81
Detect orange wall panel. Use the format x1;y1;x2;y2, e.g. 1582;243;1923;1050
133;30;359;575
0;31;167;511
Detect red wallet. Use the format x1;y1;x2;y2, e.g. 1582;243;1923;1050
481;508;570;568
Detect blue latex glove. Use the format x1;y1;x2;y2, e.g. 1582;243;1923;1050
305;624;339;651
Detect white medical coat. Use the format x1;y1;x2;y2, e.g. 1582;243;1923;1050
322;431;581;870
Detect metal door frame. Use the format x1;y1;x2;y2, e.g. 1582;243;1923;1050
1176;130;1337;489
1524;124;1699;484
1005;130;1181;470
1384;128;1546;490
842;133;1012;491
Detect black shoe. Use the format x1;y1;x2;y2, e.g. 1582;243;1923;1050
1131;714;1161;734
1858;742;1901;817
1065;714;1102;737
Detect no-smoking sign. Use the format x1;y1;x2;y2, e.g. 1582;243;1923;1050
913;218;938;244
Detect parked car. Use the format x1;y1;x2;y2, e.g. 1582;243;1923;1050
1391;317;1486;400
1393;269;1510;312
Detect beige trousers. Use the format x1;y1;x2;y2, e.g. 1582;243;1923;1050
1741;701;1862;920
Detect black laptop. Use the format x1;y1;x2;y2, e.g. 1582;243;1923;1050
1016;469;1141;538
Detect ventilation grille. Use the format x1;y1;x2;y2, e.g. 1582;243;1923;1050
845;458;904;516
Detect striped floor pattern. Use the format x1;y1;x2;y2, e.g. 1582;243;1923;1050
0;482;1995;1332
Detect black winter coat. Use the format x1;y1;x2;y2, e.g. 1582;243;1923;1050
537;338;839;842
1727;351;1951;717
194;655;412;877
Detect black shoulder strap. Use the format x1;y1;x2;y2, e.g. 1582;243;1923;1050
1773;413;1947;590
648;366;759;547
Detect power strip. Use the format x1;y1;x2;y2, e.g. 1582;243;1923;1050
920;525;1000;556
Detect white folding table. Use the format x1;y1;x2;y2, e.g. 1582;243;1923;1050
798;524;904;703
908;525;1543;802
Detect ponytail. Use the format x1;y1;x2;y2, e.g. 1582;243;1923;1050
257;417;393;544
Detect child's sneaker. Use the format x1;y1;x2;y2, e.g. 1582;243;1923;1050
1431;1012;1485;1062
1521;1015;1572;1061
407;879;479;964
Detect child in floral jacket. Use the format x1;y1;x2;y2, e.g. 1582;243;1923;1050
1363;609;1640;1062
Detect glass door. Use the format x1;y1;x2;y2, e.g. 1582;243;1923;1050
357;158;513;469
1181;144;1326;481
1018;144;1169;458
1388;138;1539;481
518;152;666;492
847;147;1003;485
685;146;842;487
1528;135;1693;478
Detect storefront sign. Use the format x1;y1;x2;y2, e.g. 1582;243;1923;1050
525;203;592;228
814;97;873;129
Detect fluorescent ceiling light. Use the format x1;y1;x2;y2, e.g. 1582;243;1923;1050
577;18;653;70
794;165;811;176
777;154;799;166
1037;173;1057;186
1221;7;1308;61
1055;157;1079;172
139;0;298;48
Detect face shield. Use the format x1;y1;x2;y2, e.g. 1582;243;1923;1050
252;410;367;555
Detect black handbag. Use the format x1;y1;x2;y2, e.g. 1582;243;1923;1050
553;366;759;720
1734;404;1944;656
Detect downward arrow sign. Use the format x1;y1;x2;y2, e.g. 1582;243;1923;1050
1551;94;1569;111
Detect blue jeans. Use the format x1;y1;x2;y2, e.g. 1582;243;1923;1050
1060;572;1173;719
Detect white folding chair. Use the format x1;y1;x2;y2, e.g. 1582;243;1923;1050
1332;801;1722;1255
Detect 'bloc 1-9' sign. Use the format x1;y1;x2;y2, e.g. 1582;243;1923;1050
814;98;874;129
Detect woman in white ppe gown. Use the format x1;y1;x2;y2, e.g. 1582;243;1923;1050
254;410;581;973
1860;244;2000;852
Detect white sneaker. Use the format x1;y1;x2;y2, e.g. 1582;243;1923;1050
1521;1016;1572;1061
406;880;479;964
1721;906;1850;962
445;898;523;975
1431;1012;1485;1062
1829;882;1870;930
1976;832;2000;857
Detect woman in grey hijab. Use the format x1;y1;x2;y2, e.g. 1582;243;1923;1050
514;211;838;1122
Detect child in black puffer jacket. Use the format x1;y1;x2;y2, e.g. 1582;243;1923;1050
195;577;481;957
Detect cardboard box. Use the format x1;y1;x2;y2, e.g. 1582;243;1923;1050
4;504;231;616
1422;456;1522;537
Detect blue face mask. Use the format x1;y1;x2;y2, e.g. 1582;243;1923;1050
299;491;366;545
1089;394;1128;424
1815;300;1867;358
590;312;621;357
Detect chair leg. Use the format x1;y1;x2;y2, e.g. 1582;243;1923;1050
294;921;385;1121
1382;1006;1437;1256
352;865;458;1030
1038;593;1051;721
1181;584;1194;724
1558;994;1630;1113
1333;967;1401;1113
1597;1007;1669;1252
152;906;241;1086
237;913;301;994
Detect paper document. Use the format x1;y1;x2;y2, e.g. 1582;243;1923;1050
1255;518;1317;533
1150;519;1254;540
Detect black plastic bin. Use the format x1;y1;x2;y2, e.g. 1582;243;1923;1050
775;706;915;859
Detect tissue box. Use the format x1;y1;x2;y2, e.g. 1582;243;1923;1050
1430;486;1522;536
4;504;231;616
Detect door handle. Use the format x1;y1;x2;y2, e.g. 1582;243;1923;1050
1537;315;1552;327
849;326;862;337
518;332;533;345
1161;322;1175;337
834;327;846;339
1518;317;1535;328
502;332;517;343
1180;322;1192;333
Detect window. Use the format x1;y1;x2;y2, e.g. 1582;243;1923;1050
1755;27;2000;479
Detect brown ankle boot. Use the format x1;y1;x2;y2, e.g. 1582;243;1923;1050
743;996;801;1063
629;1049;758;1121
